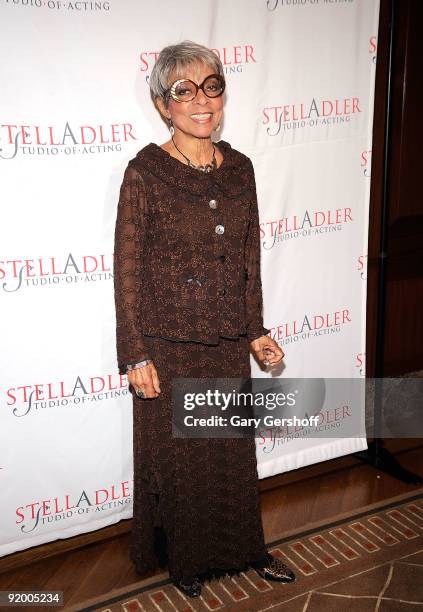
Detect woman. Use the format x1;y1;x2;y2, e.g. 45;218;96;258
113;40;296;598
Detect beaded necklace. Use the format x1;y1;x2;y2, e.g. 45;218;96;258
171;135;217;173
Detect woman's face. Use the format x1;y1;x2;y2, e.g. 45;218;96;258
159;62;224;139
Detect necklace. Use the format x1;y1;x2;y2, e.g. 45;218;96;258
171;136;217;173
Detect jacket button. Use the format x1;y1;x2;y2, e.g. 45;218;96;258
218;254;226;263
215;224;224;235
209;199;217;209
218;288;226;296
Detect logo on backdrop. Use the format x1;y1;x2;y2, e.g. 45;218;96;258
356;352;366;377
361;149;372;177
370;36;377;64
263;96;362;136
6;372;129;417
0;254;113;292
357;253;367;280
16;481;132;534
140;44;257;78
258;402;354;452
261;207;353;249
0;122;136;159
266;0;355;11
267;308;352;347
4;1;111;12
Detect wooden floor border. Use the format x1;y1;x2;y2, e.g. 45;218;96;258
1;440;421;574
67;488;423;612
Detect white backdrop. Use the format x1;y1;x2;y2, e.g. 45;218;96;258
0;0;379;556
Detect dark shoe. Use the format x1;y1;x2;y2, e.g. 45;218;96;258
255;553;296;583
174;575;202;598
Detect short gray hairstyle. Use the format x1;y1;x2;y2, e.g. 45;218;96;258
149;40;225;108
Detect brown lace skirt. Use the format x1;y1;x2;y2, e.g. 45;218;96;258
130;333;269;584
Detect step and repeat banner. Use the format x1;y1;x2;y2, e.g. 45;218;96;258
0;0;379;556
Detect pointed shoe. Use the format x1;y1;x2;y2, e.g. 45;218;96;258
174;575;202;598
255;553;296;583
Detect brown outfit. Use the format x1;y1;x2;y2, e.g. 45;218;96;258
113;140;269;583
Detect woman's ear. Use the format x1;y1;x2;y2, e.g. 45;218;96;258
155;96;171;121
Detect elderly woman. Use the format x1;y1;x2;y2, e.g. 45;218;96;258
113;40;295;598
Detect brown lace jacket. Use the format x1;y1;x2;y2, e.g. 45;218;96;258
113;140;269;374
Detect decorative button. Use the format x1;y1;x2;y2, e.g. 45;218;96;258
209;199;217;209
217;254;226;263
215;224;224;235
186;276;203;286
218;288;226;296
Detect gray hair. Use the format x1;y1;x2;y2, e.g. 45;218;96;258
149;40;225;108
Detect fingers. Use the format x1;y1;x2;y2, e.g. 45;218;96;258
250;337;284;365
260;342;284;366
263;347;284;364
128;364;161;399
151;368;161;394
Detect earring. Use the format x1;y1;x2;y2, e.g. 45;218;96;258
214;123;221;132
168;118;175;136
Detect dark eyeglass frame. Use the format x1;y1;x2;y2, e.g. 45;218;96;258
164;73;226;103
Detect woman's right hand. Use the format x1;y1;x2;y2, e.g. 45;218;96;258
128;363;161;398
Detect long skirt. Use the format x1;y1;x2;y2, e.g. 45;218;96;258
130;334;269;584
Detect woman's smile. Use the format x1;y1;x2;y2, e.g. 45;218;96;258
190;112;213;123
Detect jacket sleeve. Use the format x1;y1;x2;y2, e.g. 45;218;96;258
244;159;270;342
113;164;153;374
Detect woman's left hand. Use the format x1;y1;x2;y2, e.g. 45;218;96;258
250;335;284;367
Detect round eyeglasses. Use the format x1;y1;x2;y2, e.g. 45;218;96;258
166;74;226;103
